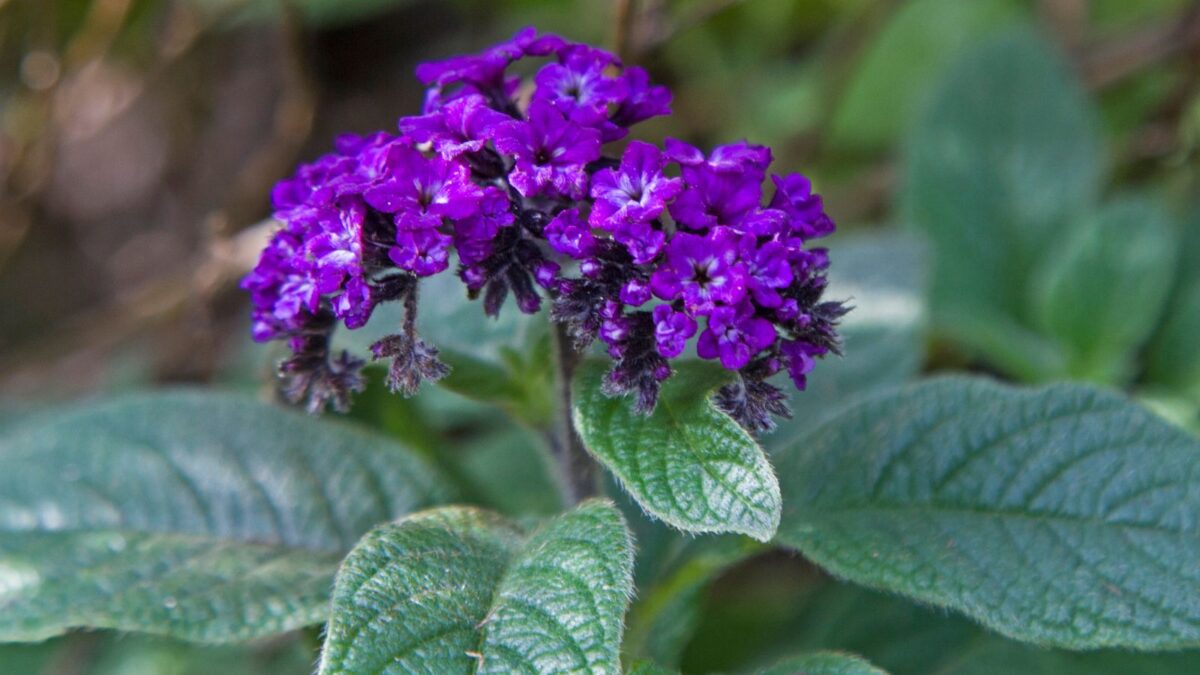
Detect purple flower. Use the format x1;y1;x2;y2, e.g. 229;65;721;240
665;138;772;176
590;141;682;228
534;45;626;125
619;278;651;306
697;302;777;370
363;145;482;230
612;66;671;127
398;95;512;160
492;100;601;199
650;228;747;314
544;208;597;259
609;220;666;264
390;228;452;277
652;305;697;358
666;140;785;234
739;236;793;308
769;173;836;240
452;186;515;265
780;339;826;390
415;27;564;90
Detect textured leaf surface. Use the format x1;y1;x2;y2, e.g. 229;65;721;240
758;651;887;675
319;501;633;674
775;377;1200;649
574;360;781;541
1033;196;1177;382
0;390;450;642
903;29;1101;340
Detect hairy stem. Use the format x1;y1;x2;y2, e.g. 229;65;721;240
551;322;598;504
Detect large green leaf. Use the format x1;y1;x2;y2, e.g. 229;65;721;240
758;651;887;675
775;376;1200;649
0;391;450;643
1032;196;1177;383
573;360;781;542
902;29;1102;351
830;0;1023;150
319;500;633;674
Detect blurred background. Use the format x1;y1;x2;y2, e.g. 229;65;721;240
2;0;1199;673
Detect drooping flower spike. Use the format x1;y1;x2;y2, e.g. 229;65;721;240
243;26;845;433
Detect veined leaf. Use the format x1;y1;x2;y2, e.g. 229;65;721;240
573;360;781;541
775;377;1200;649
319;500;634;674
0;390;450;642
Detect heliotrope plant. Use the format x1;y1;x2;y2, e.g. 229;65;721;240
7;24;1200;675
242;26;846;433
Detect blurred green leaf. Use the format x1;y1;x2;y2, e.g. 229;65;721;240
758;651;888;675
456;424;563;517
1032;196;1177;383
319;501;633;674
1146;207;1200;398
903;29;1103;376
775;376;1200;649
831;0;1023;150
573;360;780;541
627;659;678;675
623;531;757;667
189;0;416;28
0;391;451;643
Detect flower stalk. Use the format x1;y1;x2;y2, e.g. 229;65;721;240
551;322;598;504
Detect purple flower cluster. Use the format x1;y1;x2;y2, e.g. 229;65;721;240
243;27;843;431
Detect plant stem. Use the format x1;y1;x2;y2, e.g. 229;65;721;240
550;322;598;504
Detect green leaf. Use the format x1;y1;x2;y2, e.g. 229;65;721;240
903;29;1102;355
758;651;888;675
319;500;634;674
0;390;450;643
830;0;1023;150
573;360;781;541
1032;196;1178;382
775;376;1200;649
771;230;929;444
627;659;678;675
1147;206;1200;397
